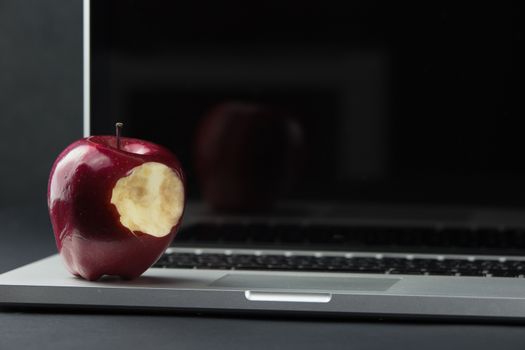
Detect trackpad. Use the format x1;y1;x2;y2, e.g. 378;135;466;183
210;274;399;291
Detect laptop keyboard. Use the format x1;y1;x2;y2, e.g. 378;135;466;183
153;252;525;277
154;223;525;277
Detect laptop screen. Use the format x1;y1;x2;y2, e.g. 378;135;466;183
90;1;524;212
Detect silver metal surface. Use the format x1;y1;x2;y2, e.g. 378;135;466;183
3;253;525;319
83;0;90;137
244;291;332;303
210;274;399;291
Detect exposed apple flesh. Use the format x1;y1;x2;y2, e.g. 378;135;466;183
111;162;184;238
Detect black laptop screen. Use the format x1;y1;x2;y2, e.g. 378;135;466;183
90;0;524;211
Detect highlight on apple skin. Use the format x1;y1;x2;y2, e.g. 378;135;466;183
47;133;185;281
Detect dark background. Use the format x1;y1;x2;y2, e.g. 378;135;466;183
0;0;82;273
0;0;82;208
0;0;81;273
1;1;525;349
91;0;525;208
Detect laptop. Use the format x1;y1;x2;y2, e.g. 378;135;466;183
2;0;525;320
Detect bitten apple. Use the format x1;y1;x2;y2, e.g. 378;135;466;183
48;124;185;281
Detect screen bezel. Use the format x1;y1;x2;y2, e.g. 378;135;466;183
83;0;90;137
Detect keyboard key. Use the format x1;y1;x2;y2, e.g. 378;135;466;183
389;269;425;275
488;270;522;277
424;270;457;276
456;270;485;276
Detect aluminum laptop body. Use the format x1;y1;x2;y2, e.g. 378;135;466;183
2;0;525;320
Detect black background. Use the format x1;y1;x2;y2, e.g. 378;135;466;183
91;0;525;208
0;0;81;271
0;0;82;209
1;1;525;349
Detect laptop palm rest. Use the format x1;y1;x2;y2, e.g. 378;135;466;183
210;274;399;292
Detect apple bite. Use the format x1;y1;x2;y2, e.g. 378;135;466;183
111;162;184;238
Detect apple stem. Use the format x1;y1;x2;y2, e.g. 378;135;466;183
115;122;123;150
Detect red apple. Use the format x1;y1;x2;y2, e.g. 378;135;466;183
194;102;304;212
48;130;185;281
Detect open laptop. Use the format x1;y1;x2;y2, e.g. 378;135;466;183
2;0;525;320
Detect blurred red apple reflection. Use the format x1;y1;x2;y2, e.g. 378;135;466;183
194;102;304;212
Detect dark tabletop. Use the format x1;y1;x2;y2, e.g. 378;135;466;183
1;206;525;350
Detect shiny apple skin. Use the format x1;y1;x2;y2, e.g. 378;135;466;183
48;136;185;281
